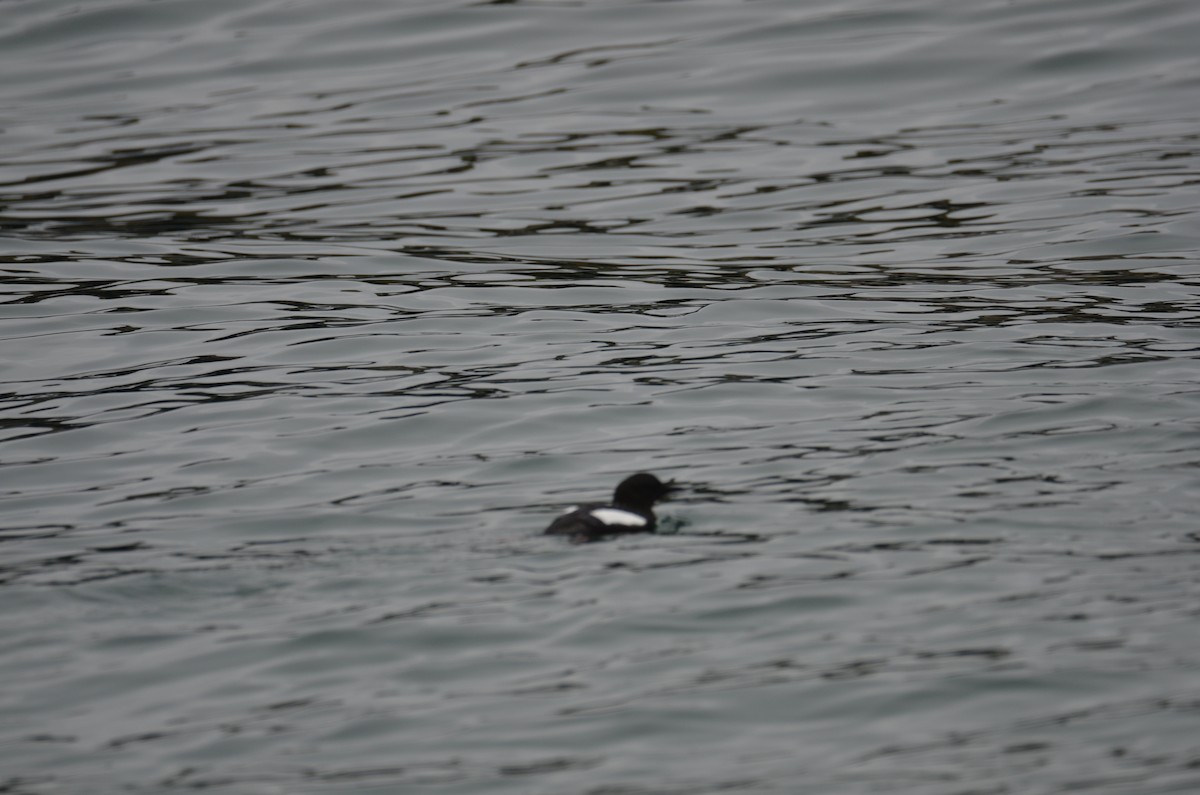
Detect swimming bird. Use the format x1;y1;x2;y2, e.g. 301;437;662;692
544;472;675;542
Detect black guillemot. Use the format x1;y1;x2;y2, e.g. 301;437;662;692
544;472;676;542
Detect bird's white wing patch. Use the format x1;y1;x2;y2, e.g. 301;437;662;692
560;505;578;515
589;508;647;527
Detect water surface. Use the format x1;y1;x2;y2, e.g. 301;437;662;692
3;0;1200;792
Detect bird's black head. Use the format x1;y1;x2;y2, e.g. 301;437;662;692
612;472;676;509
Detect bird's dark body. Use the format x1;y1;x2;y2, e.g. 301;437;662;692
544;502;656;539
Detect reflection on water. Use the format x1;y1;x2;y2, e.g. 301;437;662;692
2;0;1200;792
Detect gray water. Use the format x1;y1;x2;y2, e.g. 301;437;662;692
3;0;1200;792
